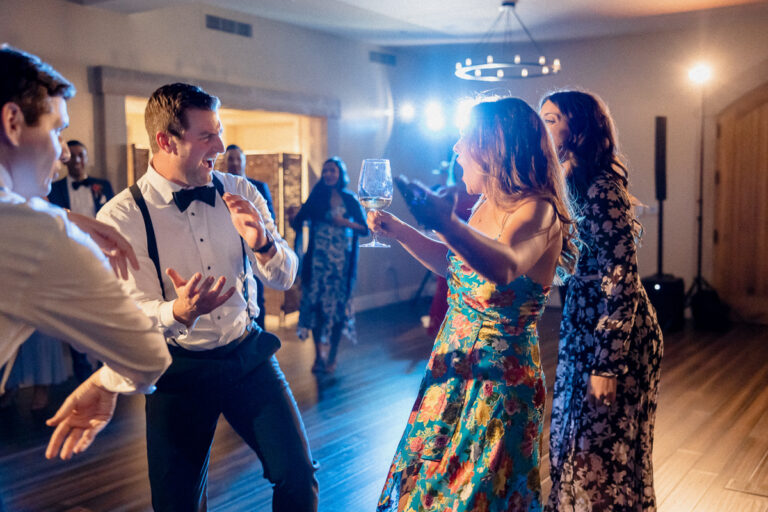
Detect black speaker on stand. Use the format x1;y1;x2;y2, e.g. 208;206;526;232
642;116;685;332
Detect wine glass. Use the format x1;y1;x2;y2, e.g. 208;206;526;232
358;158;393;248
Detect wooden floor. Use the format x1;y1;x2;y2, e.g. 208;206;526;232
1;300;767;511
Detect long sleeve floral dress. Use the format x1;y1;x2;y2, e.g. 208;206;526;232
294;191;367;346
546;173;664;512
378;252;551;512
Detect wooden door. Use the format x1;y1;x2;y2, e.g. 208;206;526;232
714;82;768;324
247;153;304;320
128;144;150;185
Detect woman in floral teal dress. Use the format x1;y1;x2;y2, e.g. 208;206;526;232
291;157;368;373
540;90;663;511
369;97;577;512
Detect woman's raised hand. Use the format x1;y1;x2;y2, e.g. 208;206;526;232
395;176;457;233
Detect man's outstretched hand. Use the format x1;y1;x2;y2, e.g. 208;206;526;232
46;370;118;460
67;212;140;280
167;268;236;327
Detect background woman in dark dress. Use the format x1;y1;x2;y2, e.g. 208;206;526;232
540;90;664;512
290;157;368;373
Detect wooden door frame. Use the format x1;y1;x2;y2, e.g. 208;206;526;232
694;57;768;290
714;82;768;322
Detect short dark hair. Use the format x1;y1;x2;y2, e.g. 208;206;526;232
225;144;242;152
67;139;85;149
0;45;75;126
144;82;220;153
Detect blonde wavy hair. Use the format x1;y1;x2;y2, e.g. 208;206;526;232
463;96;578;276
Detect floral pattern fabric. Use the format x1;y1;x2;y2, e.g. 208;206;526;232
378;252;551;512
298;206;357;343
546;174;664;512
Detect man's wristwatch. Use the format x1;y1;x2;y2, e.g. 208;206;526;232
254;232;275;254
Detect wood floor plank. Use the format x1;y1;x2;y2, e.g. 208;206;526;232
727;442;768;498
659;469;718;512
692;490;768;512
655;449;702;505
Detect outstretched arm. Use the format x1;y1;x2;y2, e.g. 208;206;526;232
367;209;450;276
45;369;118;460
67;211;139;280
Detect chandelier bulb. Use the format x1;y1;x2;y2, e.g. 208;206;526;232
514;54;521;64
521;68;528;77
465;58;472;66
542;66;550;74
539;56;546;65
553;58;561;70
455;62;462;70
497;69;504;78
474;69;481;77
487;55;494;64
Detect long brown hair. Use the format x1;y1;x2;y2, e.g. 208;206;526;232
539;89;629;202
464;97;578;275
540;89;643;240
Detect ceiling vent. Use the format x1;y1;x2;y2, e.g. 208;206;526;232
369;51;396;67
206;14;252;38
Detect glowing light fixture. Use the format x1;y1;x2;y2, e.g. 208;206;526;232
399;103;416;122
455;1;560;81
424;101;445;132
454;98;476;129
688;63;712;85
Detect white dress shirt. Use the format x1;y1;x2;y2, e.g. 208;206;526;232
0;164;171;394
67;175;97;216
97;165;297;351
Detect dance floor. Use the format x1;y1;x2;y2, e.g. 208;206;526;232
1;299;767;511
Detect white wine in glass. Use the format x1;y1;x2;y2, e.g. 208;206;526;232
358;159;393;248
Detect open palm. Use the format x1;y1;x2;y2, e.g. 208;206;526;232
46;371;118;460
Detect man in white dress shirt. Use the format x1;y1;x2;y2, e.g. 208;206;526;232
97;83;318;512
0;43;171;474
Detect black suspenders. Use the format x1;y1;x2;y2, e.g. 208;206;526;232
129;183;166;299
129;176;252;317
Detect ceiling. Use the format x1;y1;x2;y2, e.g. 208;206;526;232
68;0;768;45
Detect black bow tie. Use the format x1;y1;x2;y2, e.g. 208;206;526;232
172;186;216;212
71;177;94;190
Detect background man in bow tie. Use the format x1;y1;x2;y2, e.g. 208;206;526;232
47;139;115;382
223;143;275;330
48;140;115;215
97;82;318;512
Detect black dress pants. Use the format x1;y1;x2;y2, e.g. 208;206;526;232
145;330;318;512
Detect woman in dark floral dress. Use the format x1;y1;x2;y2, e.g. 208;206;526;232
540;90;664;512
291;157;368;373
369;97;577;512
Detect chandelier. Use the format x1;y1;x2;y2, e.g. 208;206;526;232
454;1;561;81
